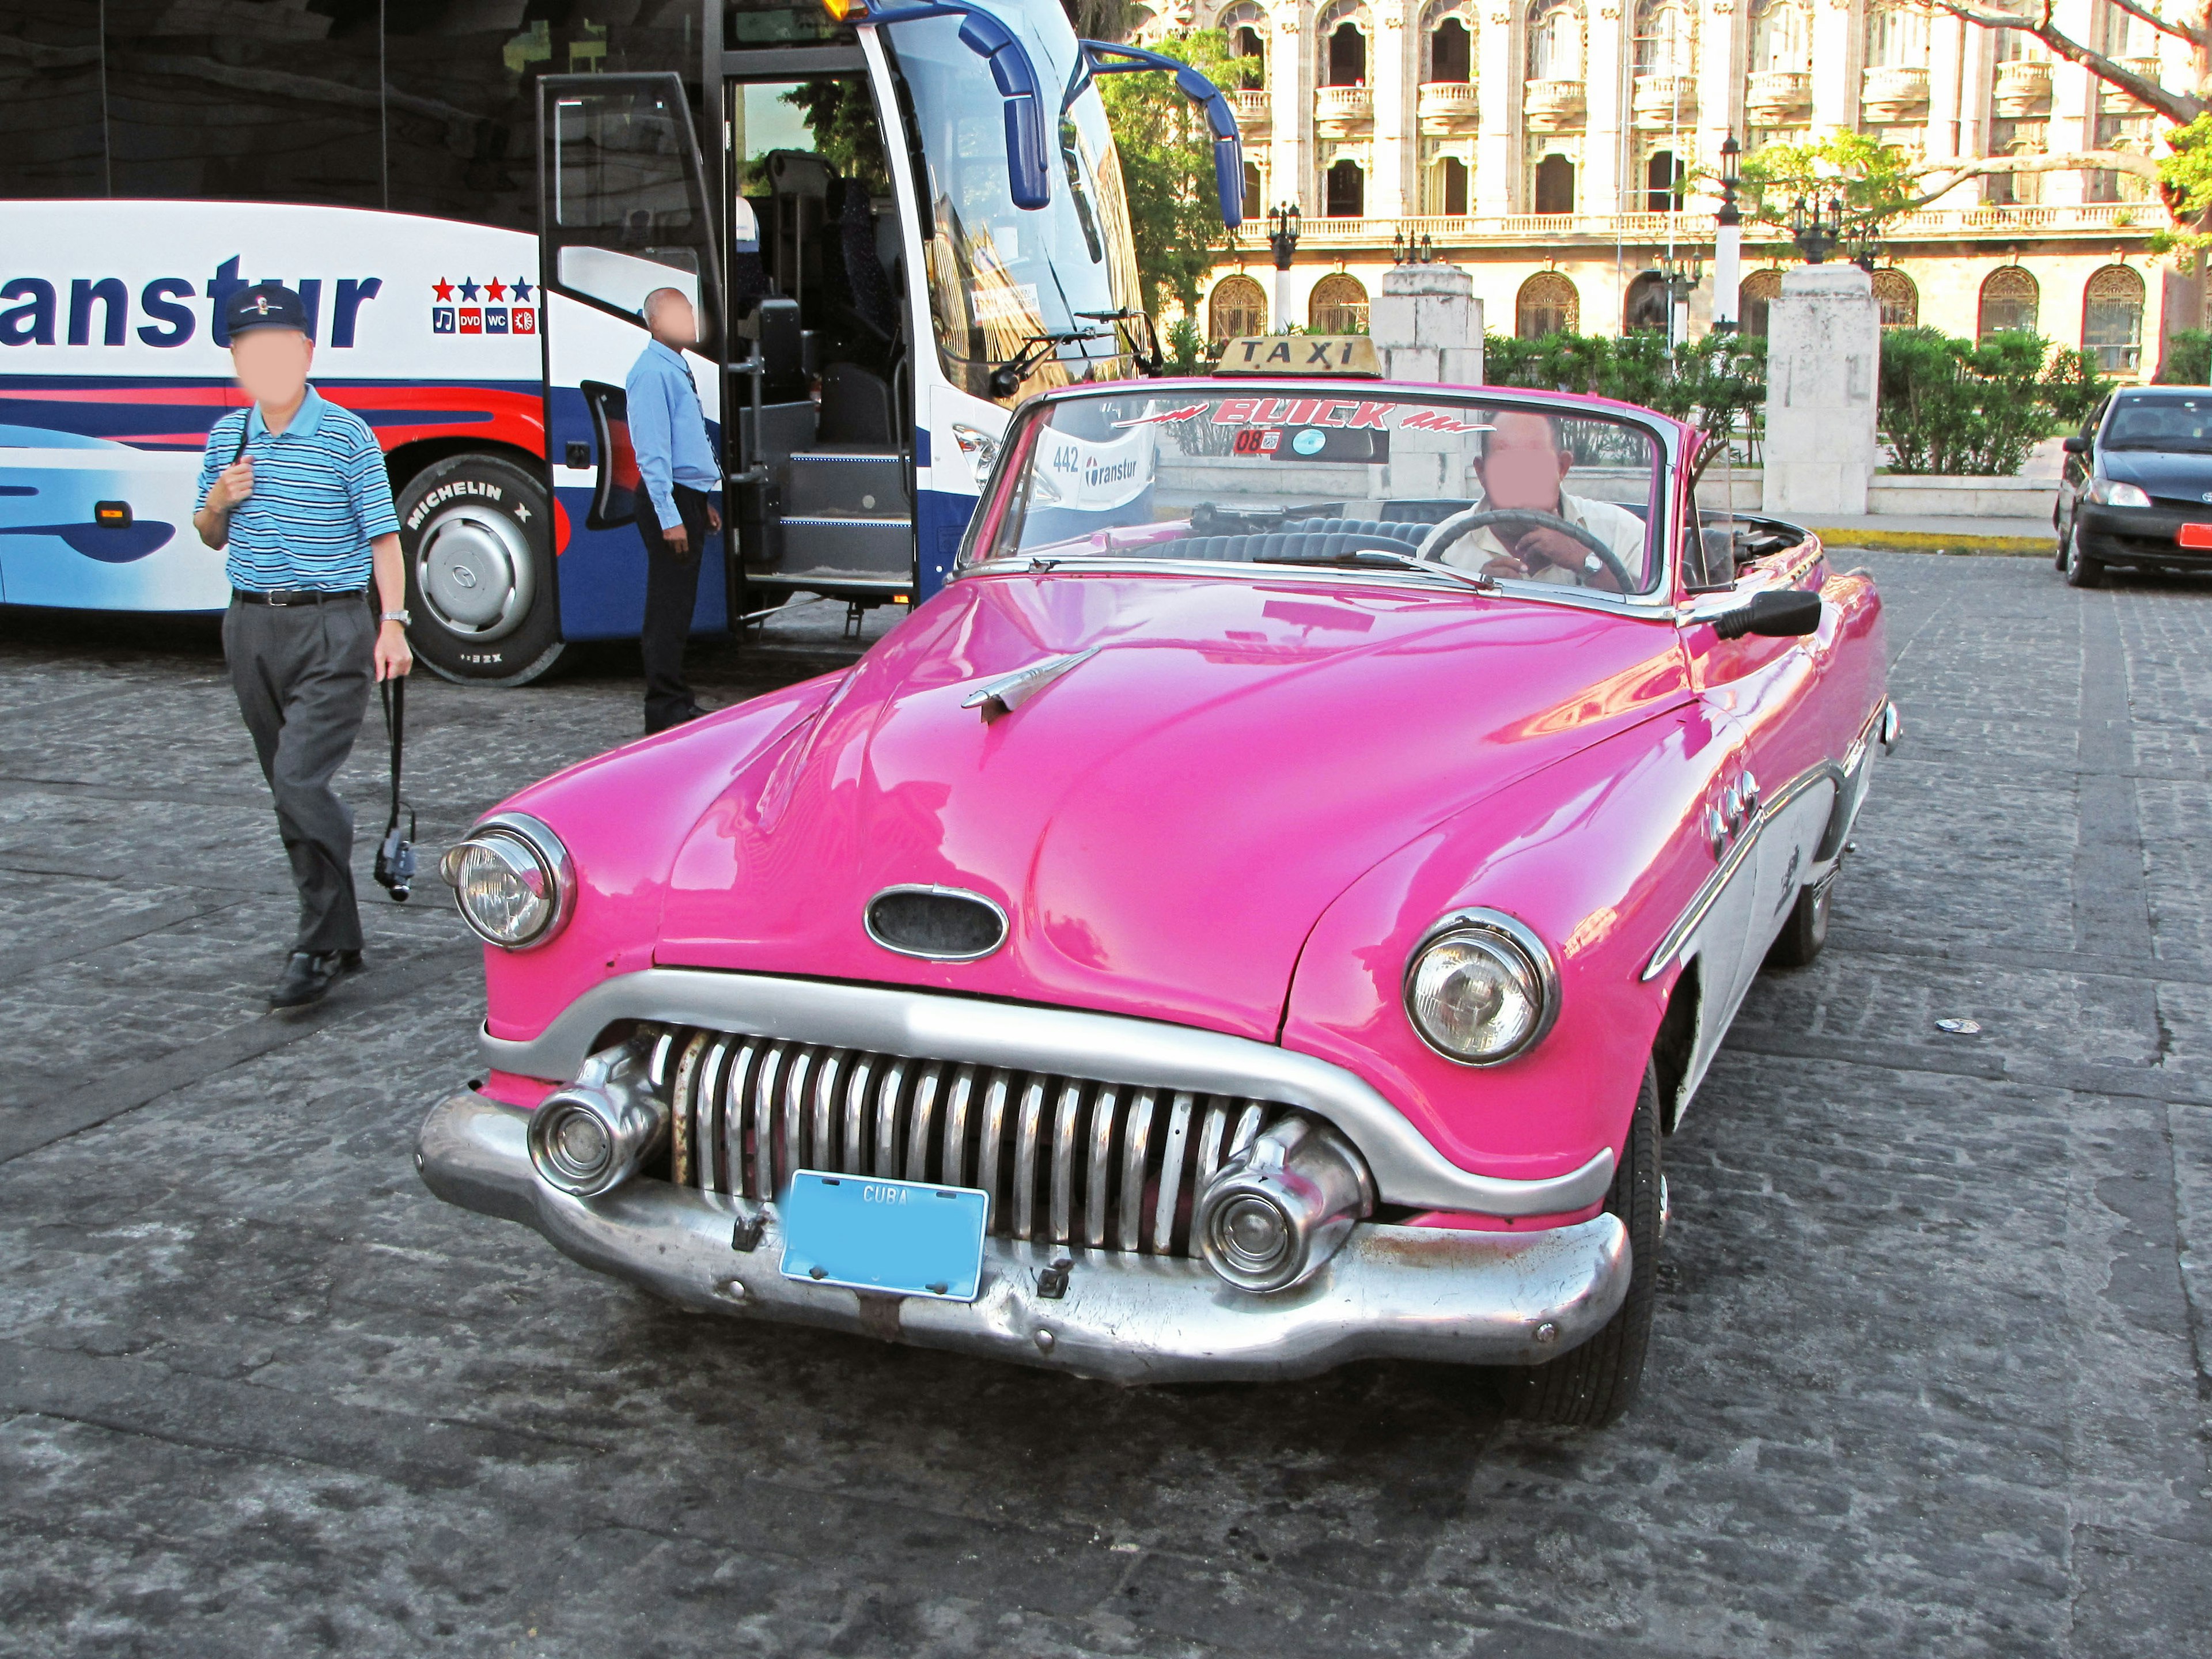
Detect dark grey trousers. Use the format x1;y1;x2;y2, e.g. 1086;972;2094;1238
223;596;374;956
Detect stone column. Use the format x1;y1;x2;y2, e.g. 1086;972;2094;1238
1474;3;1518;215
1371;264;1487;498
1762;264;1880;517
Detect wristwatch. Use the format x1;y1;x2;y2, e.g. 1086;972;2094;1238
380;609;411;626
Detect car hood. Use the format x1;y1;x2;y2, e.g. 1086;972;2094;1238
2104;448;2212;500
656;572;1690;1041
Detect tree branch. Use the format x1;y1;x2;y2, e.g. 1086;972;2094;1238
1900;150;2164;213
1925;0;2204;123
2102;0;2196;46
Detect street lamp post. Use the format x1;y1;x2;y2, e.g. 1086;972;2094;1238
1713;133;1742;335
1391;229;1439;266
1655;249;1704;349
1788;191;1844;264
1267;202;1301;332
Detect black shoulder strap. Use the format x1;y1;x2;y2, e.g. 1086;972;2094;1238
378;673;404;835
232;411;251;466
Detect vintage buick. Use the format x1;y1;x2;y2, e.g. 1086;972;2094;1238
417;375;1893;1425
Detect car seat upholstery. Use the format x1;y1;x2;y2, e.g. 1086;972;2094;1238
1142;529;1427;563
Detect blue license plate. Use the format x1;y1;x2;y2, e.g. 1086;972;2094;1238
779;1171;988;1302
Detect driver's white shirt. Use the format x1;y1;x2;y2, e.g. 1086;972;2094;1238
1433;487;1649;586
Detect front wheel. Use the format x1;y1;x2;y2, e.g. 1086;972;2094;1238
1766;873;1832;969
1504;1063;1661;1428
397;453;565;685
2063;523;2107;589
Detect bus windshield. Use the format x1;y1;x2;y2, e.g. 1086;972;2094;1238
885;0;1142;402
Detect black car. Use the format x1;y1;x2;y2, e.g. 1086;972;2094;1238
2056;387;2212;586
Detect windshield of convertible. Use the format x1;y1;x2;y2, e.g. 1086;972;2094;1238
970;388;1668;596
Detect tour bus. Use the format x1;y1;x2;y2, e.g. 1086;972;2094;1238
0;0;1239;683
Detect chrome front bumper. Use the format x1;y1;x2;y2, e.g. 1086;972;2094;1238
416;1088;1633;1385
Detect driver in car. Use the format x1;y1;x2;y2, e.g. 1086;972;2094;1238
1433;411;1649;591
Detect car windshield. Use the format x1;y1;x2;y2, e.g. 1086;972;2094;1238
2105;394;2212;452
968;385;1671;597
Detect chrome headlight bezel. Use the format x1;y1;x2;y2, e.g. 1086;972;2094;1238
438;811;575;949
1402;908;1560;1067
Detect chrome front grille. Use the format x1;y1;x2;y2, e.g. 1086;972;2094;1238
646;1027;1286;1256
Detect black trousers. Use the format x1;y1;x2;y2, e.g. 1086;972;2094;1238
635;484;711;733
223;596;373;956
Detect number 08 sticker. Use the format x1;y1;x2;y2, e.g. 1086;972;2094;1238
1232;427;1283;456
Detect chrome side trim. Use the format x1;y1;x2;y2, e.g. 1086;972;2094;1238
476;969;1617;1216
1642;759;1839;983
416;1089;1633;1383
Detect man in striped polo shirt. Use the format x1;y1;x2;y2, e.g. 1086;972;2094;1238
192;282;414;1010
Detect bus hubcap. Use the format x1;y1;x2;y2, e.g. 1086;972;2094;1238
419;505;533;641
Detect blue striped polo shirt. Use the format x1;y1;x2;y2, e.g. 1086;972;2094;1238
195;388;400;593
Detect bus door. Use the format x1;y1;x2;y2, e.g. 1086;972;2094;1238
719;59;916;612
537;73;726;642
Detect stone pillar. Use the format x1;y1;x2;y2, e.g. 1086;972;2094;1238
1762;264;1880;518
1369;262;1484;382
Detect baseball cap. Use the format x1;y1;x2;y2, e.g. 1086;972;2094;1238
225;282;310;339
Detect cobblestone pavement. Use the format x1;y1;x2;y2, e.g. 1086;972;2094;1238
2;559;2208;1658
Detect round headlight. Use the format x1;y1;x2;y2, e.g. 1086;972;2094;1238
1404;911;1558;1065
440;815;573;949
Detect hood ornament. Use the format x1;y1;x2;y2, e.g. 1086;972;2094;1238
960;646;1100;723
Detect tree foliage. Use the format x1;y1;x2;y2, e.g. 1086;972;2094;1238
1735;130;1922;243
1483;331;1770;468
1878;327;2113;474
1094;29;1239;320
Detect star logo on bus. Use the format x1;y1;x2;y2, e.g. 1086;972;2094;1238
485;278;507;301
458;277;481;300
512;277;533;302
433;278;454;301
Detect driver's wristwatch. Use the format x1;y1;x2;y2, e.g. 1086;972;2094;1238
1581;552;1604;575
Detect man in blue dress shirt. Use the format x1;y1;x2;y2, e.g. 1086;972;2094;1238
626;287;722;733
191;283;414;1010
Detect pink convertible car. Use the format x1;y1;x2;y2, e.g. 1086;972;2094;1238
418;376;1893;1426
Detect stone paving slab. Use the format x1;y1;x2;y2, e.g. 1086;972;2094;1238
0;565;2208;1657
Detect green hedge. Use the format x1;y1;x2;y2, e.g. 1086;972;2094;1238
1877;328;2109;476
2158;328;2212;385
1483;330;1768;465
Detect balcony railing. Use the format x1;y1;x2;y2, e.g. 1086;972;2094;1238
1523;78;1585;131
1315;84;1373;134
1745;69;1811;123
1270;202;2149;248
1993;59;2052;117
1226;87;1270;132
2103;56;2162;107
1862;64;1931;121
1416;80;1478;131
1631;73;1696;130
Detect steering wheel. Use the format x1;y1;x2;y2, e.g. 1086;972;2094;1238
1415;506;1639;595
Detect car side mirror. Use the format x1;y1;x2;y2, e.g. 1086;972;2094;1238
2062;435;2090;455
1714;588;1821;640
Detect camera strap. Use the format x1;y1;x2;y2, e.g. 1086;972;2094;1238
378;672;408;839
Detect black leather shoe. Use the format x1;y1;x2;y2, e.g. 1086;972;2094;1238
270;949;362;1010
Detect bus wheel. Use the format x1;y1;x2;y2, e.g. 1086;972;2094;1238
397;454;564;686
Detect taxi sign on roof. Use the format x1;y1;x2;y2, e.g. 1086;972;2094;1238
1213;335;1381;378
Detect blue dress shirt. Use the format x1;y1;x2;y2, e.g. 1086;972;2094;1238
624;339;720;531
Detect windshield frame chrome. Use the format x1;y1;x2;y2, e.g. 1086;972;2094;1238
957;378;1691;609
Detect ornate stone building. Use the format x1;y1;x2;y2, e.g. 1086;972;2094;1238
1143;0;2200;376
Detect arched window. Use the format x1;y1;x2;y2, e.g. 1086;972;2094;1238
1241;161;1262;220
1517;271;1580;337
1740;267;1783;338
1426;4;1472;81
1872;268;1919;328
1209;273;1267;340
1645;150;1684;211
1979;266;2040;338
1527;0;1582;80
1624;271;1672;332
2084;264;2146;372
1429;155;1471;214
1748;0;1809;72
1633;0;1692;75
1319;1;1370;85
1865;1;1929;67
1534;152;1575;213
1219;2;1267;76
1310;273;1370;333
1325;159;1366;216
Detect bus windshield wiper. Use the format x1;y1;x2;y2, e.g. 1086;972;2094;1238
989;327;1117;398
1257;547;1498;593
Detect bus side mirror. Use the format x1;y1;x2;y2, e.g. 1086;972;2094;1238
868;2;1052;210
1084;40;1246;232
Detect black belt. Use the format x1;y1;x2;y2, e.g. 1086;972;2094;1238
233;586;366;607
